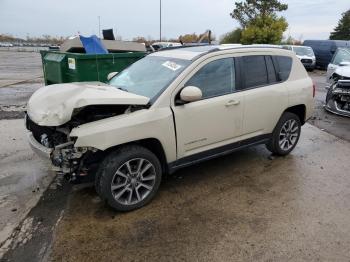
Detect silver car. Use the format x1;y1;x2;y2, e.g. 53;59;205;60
325;64;350;117
283;45;316;71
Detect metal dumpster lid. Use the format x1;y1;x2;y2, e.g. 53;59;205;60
60;37;146;53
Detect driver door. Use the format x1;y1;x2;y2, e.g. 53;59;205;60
171;57;244;160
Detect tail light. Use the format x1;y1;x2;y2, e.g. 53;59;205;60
312;81;316;98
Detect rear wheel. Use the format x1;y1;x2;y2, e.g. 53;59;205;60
96;145;162;211
266;112;301;156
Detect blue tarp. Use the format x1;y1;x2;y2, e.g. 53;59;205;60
79;35;108;54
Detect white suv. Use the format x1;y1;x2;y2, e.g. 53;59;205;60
26;45;314;211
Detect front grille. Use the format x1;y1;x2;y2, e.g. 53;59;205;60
301;59;313;64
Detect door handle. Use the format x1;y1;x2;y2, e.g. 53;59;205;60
225;100;240;107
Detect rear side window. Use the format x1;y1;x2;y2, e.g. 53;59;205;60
265;56;277;83
242;56;268;88
274;56;292;81
186;58;235;99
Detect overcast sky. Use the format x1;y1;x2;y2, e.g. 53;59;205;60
0;0;349;41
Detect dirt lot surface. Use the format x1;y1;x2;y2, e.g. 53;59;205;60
0;51;350;262
47;124;349;262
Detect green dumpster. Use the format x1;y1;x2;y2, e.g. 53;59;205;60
40;51;146;85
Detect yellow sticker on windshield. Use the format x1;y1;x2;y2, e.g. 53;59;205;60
162;61;182;71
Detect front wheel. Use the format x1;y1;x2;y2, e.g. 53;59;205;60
266;112;301;156
96;145;162;211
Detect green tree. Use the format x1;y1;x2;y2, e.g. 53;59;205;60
231;0;288;28
230;0;288;44
241;15;288;44
330;9;350;40
220;28;242;44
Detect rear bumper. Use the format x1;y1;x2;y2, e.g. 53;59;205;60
27;132;53;159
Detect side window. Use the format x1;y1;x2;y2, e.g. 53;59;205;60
242;55;268;88
274;56;292;82
265;56;277;83
185;58;235;99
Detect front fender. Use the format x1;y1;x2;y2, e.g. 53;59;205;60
70;108;176;163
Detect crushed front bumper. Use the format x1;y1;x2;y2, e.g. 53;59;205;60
27;132;53;159
325;80;350;117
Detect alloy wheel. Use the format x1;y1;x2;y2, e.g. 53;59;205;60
278;119;300;151
110;158;156;206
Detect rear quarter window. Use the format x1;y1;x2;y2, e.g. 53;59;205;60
265;56;277;83
274;56;292;82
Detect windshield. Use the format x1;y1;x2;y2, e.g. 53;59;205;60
109;56;191;101
332;48;350;65
293;46;314;57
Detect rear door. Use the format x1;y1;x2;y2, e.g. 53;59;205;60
237;54;290;137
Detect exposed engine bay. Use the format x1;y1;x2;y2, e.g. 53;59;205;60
325;73;350;117
26;104;145;182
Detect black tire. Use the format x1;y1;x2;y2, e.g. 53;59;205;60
266;112;301;156
96;145;162;212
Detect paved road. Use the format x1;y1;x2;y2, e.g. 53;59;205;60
0;51;43;120
0;51;43;88
0;120;55;258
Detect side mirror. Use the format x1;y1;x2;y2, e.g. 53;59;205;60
339;61;350;67
107;72;119;81
179;86;202;103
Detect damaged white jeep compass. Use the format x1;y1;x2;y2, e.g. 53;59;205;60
26;45;314;211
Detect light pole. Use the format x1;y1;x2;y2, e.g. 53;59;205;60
98;16;101;38
159;0;162;42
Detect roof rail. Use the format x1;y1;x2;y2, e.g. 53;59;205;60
157;43;211;52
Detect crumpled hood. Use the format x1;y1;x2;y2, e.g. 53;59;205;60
334;65;350;78
27;82;150;126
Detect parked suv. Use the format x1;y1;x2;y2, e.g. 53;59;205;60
283;45;316;71
26;45;314;211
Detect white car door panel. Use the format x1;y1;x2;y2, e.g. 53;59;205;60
238;55;289;137
171;57;244;159
173;92;244;157
242;83;288;136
